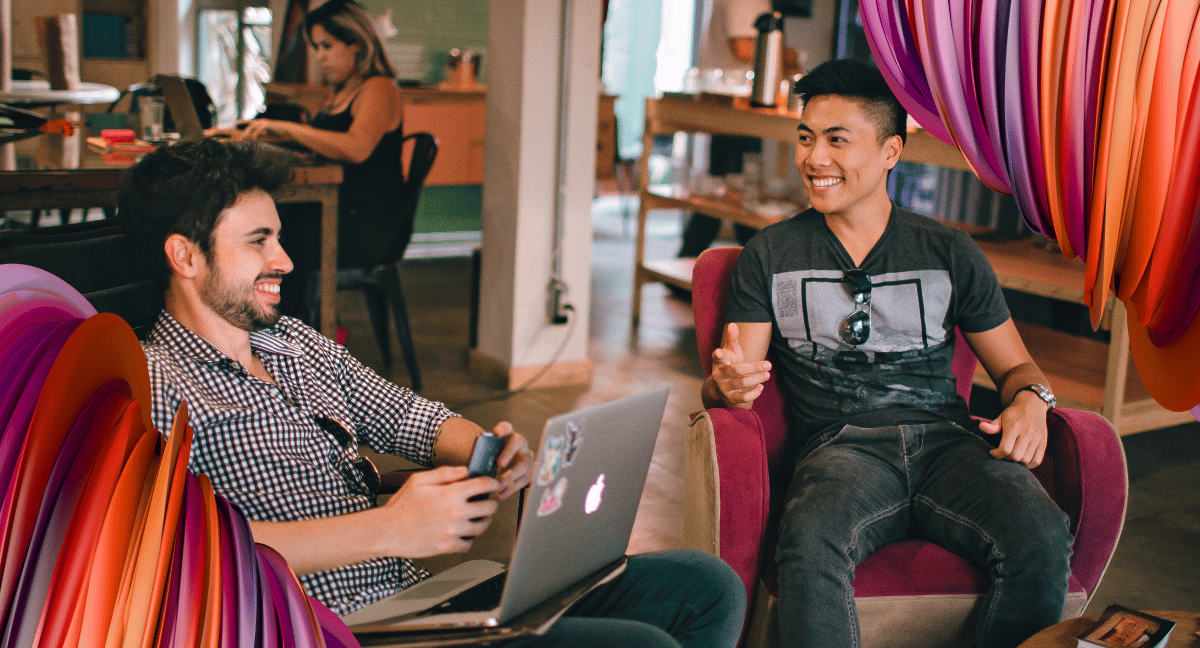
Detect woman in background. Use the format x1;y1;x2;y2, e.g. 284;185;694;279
220;0;405;323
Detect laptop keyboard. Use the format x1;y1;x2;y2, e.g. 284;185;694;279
413;571;508;616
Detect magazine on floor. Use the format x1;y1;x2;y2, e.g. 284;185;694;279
1076;605;1175;648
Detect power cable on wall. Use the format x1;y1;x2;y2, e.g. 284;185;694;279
449;304;577;411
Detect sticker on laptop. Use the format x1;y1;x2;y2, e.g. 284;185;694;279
537;477;568;517
536;434;565;486
563;418;584;466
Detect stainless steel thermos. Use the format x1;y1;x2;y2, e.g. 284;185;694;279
750;12;785;107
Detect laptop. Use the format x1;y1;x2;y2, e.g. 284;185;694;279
158;74;314;157
157;75;207;141
341;386;671;634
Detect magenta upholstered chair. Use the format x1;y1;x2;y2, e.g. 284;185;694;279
682;246;1129;648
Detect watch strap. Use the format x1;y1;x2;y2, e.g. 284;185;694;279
1016;383;1056;409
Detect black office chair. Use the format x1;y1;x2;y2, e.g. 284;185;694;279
0;220;163;338
330;133;438;391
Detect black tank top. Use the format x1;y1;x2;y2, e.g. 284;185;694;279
310;83;405;268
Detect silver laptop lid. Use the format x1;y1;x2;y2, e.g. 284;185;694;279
157;75;205;141
496;386;670;622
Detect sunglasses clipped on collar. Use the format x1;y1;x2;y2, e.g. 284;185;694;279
316;416;380;499
839;269;872;346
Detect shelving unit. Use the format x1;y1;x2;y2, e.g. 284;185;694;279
633;94;1192;435
967;238;1195;435
79;0;150;88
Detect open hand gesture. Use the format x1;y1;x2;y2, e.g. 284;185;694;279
710;323;772;406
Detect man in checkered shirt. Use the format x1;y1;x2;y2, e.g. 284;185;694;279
119;139;745;647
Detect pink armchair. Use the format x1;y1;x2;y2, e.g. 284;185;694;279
683;246;1128;648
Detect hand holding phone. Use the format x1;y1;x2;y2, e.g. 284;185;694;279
462;433;506;540
467;432;505;480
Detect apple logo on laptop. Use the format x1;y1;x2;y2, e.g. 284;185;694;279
584;474;605;514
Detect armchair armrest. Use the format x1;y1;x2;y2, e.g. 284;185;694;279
684;407;774;601
1033;409;1128;597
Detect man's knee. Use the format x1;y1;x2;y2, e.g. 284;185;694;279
997;502;1072;577
521;618;681;648
775;488;905;574
628;550;747;619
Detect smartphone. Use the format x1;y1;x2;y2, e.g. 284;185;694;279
464;433;506;537
467;432;505;479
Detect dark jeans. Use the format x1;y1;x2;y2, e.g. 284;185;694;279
507;550;746;648
775;422;1072;648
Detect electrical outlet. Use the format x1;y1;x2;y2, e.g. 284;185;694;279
547;280;571;325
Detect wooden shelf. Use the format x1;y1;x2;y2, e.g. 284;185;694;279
972;237;1114;329
970;318;1194;434
642;185;800;231
640;258;695;289
972;320;1127;412
642;95;972;172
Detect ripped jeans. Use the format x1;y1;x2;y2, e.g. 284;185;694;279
775;422;1072;648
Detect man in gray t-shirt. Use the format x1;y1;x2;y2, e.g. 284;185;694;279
727;202;1011;449
702;59;1072;648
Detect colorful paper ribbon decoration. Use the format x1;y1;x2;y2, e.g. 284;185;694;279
0;264;361;648
861;0;1200;415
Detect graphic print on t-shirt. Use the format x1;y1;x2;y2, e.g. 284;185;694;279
771;268;953;355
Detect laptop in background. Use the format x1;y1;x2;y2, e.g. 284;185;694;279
157;75;206;141
342;386;671;634
158;74;314;158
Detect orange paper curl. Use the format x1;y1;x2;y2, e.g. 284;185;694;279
861;0;1200;413
0;265;360;648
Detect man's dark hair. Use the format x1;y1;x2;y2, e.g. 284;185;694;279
794;59;908;146
118;139;292;290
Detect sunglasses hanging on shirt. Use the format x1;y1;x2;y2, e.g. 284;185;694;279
315;415;380;499
839;269;872;346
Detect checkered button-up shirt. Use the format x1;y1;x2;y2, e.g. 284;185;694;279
142;311;457;615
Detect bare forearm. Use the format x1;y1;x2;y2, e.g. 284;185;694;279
249;508;388;576
431;416;486;466
994;361;1050;406
279;123;377;164
250;465;500;576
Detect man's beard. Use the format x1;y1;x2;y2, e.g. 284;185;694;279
200;265;284;332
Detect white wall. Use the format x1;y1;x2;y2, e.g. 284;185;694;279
783;0;837;70
475;0;599;383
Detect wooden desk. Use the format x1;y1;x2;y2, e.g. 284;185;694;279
0;130;343;338
1018;610;1200;647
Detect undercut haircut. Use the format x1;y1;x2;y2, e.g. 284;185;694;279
118;139;292;290
794;59;908;146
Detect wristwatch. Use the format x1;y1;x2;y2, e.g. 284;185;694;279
1016;383;1056;410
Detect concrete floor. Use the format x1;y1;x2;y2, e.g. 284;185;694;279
342;194;1200;619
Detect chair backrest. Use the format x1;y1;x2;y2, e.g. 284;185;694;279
0;221;163;338
692;246;979;468
368;132;438;268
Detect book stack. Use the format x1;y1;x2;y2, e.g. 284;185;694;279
1077;606;1176;648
